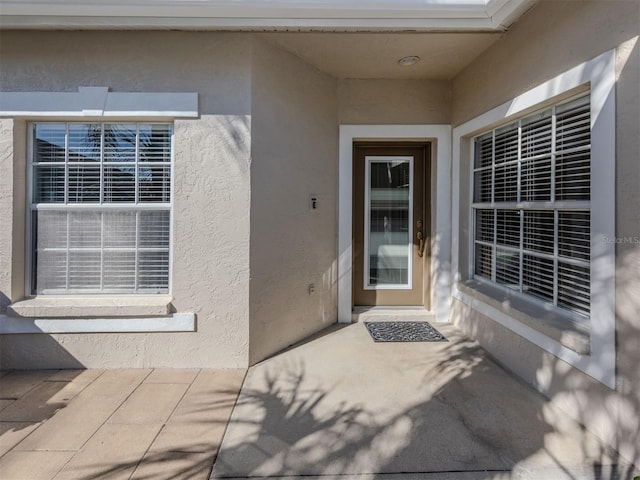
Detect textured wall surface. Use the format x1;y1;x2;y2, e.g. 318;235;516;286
0;14;637;470
451;1;640;466
0;31;253;368
338;79;451;125
0;119;15;312
249;39;338;364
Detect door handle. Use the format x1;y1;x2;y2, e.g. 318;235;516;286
417;220;425;258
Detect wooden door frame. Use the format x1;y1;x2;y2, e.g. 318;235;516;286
337;125;452;324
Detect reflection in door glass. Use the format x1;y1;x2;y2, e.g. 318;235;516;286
367;158;411;287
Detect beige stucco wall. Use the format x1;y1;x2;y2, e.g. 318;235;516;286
0;31;253;368
0;120;15;312
338;79;451;125
249;39;339;364
451;1;640;465
0;29;454;369
0;118;27;315
2;16;635;471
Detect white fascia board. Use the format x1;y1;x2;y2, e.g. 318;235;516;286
486;0;536;28
0;0;489;18
0;16;498;31
0;0;533;31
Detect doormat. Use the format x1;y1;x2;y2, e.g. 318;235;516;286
364;321;448;343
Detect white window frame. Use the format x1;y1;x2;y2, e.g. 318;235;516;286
0;87;197;333
452;50;616;388
364;155;414;290
26;121;174;296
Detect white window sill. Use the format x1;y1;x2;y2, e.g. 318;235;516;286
1;296;196;333
8;295;173;318
455;280;590;355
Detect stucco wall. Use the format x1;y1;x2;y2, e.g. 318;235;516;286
0;119;20;313
338;79;451;125
451;1;640;465
0;31;253;368
0;30;450;369
249;39;338;364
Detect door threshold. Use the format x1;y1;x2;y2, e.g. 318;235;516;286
352;306;435;323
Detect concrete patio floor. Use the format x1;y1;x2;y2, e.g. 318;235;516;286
0;368;245;479
0;322;637;480
212;322;638;480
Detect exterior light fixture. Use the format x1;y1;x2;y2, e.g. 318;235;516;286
398;55;420;66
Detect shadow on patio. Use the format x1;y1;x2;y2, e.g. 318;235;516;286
212;322;636;480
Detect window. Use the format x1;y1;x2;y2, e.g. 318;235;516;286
472;94;590;320
29;123;172;294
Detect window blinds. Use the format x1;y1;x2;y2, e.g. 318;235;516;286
31;123;172;294
472;94;591;319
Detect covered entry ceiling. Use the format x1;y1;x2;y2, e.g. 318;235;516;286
1;0;532;80
261;32;503;79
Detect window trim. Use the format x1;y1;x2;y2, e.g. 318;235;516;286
0;86;198;118
26;121;175;296
451;49;616;388
1;88;197;333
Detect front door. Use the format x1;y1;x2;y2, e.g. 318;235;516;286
353;143;430;306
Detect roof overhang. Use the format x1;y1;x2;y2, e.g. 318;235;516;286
0;0;536;31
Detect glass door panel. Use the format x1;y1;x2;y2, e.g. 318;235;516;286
364;156;413;289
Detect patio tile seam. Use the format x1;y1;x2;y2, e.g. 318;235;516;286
211;470;515;479
207;369;249;480
126;369;208;480
46;370;166;480
6;400;78;475
0;372;54;400
45;368;156;478
159;369;205;425
125;423;170;480
9;447;77;452
0;379;95;428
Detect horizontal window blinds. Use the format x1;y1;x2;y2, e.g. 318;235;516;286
30;123;172;294
472;94;591;319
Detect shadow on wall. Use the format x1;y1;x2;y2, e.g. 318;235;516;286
212;324;637;479
450;286;639;479
444;36;640;479
174;114;250;201
449;242;640;478
515;37;640;476
544;243;640;477
0;293;10;313
0;334;86;370
1;114;251;370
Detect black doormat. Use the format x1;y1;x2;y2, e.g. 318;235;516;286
364;321;448;343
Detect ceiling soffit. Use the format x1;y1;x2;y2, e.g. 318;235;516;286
262;32;504;80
